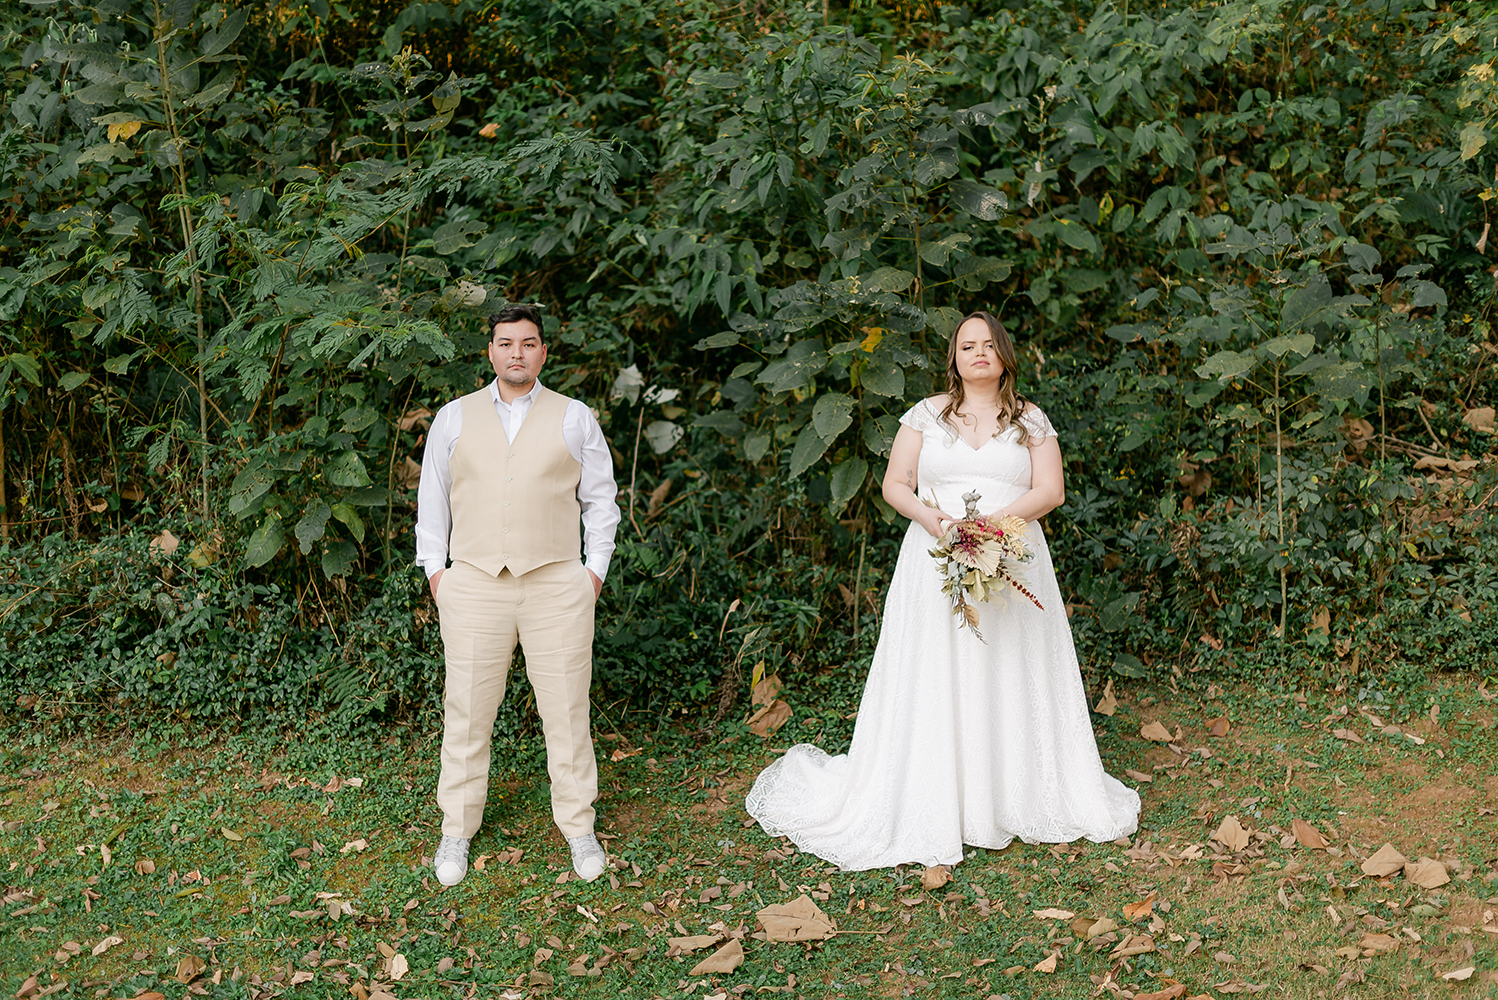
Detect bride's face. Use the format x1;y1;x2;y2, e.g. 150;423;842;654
952;319;1003;386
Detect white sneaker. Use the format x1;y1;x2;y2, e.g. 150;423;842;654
567;833;607;882
434;835;470;886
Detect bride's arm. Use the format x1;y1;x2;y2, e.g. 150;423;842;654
996;435;1066;522
882;425;954;537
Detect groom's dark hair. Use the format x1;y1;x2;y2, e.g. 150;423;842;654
488;303;544;341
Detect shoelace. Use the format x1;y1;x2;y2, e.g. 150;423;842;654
435;839;468;864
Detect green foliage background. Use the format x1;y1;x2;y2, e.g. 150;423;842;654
1;0;1494;728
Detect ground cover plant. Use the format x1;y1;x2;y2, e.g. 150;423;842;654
2;675;1496;1000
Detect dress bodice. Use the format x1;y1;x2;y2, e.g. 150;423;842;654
900;397;1056;516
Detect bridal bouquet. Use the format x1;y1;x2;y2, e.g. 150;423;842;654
928;491;1043;641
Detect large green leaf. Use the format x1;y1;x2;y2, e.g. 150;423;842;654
811;392;855;440
828;457;868;514
244;516;285;569
331;502;366;543
949;180;1008;220
1195;349;1257;381
324;451;372;488
757;340;827;394
788;423;830;478
861;361;905;397
295;503;332;554
322;540;359;578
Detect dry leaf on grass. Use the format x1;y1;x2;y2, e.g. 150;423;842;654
1123;892;1157;921
1073;916;1119;939
1032;907;1075;920
1125;768;1153;782
746;699;792;736
90;936;123;956
1331;728;1364;743
1206;715;1231;738
388;954;408;981
528;970;554;987
1134;986;1188;1000
921;865;951;890
757;895;836;941
340;838;369;854
688;938;744;976
1359;932;1398;955
1140;721;1174;741
1360;843;1408;877
1404;857;1449;889
174;955;206;984
1095;679;1117;716
1441;966;1475;981
1291;818;1328;850
1211;815;1250;853
1112;934;1156;957
1033;951;1059;973
668;934;722;953
1462;406;1495;433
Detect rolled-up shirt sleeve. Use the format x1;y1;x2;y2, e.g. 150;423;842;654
413;400;462;579
565;399;622;582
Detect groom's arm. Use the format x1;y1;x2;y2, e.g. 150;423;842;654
565;400;621;596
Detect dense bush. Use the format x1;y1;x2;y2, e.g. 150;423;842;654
0;0;1494;727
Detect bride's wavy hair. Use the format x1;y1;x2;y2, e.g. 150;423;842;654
939;310;1031;446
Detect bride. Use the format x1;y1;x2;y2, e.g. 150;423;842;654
745;310;1140;871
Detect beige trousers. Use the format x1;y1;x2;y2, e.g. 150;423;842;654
435;558;598;839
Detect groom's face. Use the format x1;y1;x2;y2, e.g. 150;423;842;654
489;320;547;388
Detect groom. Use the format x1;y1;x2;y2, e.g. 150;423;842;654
415;303;621;886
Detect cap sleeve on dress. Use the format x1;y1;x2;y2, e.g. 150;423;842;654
899;398;938;433
1019;405;1057;442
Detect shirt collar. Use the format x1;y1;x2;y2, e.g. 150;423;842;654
489;378;543;409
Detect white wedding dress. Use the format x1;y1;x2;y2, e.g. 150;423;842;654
745;398;1140;871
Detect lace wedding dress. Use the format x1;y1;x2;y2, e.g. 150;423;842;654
745;399;1140;871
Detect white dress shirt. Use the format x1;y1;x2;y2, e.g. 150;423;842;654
415;379;621;581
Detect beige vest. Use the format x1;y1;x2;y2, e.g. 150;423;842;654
448;385;582;577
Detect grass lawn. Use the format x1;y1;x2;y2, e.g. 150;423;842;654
1;675;1495;1000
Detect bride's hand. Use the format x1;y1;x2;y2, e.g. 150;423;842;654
919;508;957;538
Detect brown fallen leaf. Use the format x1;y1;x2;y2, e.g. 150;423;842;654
1359;932;1398;955
1211;815;1250;853
528;970;554;987
174;954;206;984
1134;986;1188;1000
1360;843;1409;878
1032;907;1075;920
150;530;180;557
1331;728;1364;743
1404;857;1449;889
667;934;722;953
1291;818;1328;850
1123;892;1157;921
757;894;836;941
921;865;951;891
1441;966;1475;981
1462;406;1495;433
750;672;783;708
1112;933;1156;957
1095;679;1117;717
90;936;124;957
134;858;156;875
1140;721;1174;741
388;954;409;981
746;699;792;736
1034;950;1058;973
688;938;744;976
1206;715;1231;738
